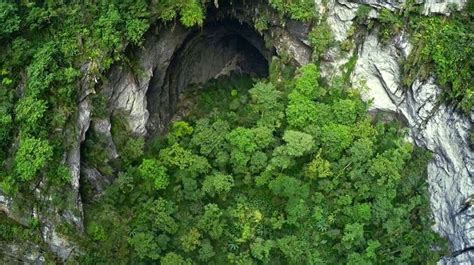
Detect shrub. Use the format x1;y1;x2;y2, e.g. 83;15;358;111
138;159;169;190
269;0;316;21
309;22;334;59
378;9;403;42
15;137;53;182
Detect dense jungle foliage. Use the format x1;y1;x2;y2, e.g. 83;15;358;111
75;63;448;264
0;0;470;263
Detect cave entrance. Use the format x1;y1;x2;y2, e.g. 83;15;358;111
146;15;274;134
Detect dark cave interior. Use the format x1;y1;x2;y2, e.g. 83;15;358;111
146;10;274;134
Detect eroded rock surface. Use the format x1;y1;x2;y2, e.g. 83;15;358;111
351;30;473;264
102;11;310;137
6;0;468;262
343;0;467;14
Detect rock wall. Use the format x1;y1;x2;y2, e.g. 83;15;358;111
345;0;467;14
330;11;472;265
76;0;312;217
350;31;473;263
97;1;473;263
319;0;473;263
6;0;470;262
101;6;311;137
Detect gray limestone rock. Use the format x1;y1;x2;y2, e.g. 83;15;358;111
12;0;468;262
103;25;191;136
82;167;114;200
422;0;467;15
103;17;310;136
342;0;466;14
351;28;473;263
28;62;98;262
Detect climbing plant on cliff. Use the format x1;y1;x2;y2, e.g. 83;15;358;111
78;64;447;264
404;9;474;113
352;2;473;114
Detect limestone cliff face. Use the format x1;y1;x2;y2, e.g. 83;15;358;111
350;32;473;264
4;0;471;263
101;10;311;138
95;1;473;263
344;0;467;14
321;0;472;263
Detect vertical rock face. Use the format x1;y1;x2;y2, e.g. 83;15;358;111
422;0;467;15
321;0;473;262
18;0;467;262
271;27;312;65
402;78;473;264
17;62;98;263
147;21;271;134
350;29;473;264
342;0;467;14
102;7;311;137
103;25;191;136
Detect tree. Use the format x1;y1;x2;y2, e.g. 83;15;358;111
136;198;178;234
276;235;315;263
180;227;201;252
282;130;314;157
159;143;210;175
286;92;318;130
294;64;322;99
15;137;53;182
198;240;216;261
377;9;403;42
249;151;268;173
179;0;204;27
229;202;264;243
168;121;193;144
320;123;353;160
250;238;275;262
268;0;316;22
122;0;150;45
332;99;358;125
342;223;365;248
161;252;189;265
252;127;275;150
198;204;225;239
227;127;258;154
286;198;310;225
0;3;20;38
227;127;258;173
202;173;234;197
249;82;284;128
191;118;230;157
268;175;309;199
86;222;107;241
127;232;161;260
138;159;169;190
348;138;374;164
309;21;333;58
15;97;47;134
305;151;332;179
121;137;144;164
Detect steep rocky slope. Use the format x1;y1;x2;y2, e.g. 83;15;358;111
96;0;473;263
0;0;472;263
322;0;473;263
